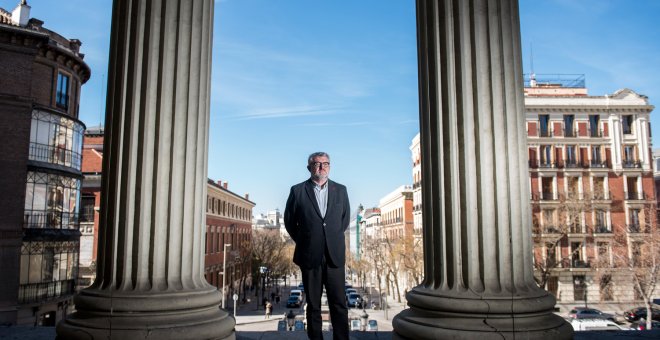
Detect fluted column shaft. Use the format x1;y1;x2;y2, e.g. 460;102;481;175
393;1;572;339
57;1;234;339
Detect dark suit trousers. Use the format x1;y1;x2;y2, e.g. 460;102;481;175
301;250;349;340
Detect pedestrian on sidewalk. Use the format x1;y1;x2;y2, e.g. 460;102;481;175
265;301;272;319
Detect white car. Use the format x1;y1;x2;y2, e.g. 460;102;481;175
321;292;328;306
289;289;303;302
570;319;630;331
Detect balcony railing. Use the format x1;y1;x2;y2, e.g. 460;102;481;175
590;161;608;168
572;260;591;268
539;161;555;168
589;128;604;137
622;160;642;168
29;142;82;170
24;210;79;230
594;226;612;234
627;224;648;233
539;130;550;137
564;128;578;138
568;225;584;234
625;191;646;200
591;191;612;200
18;279;75;304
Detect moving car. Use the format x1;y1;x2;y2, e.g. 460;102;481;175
570;319;630;331
347;293;362;308
286;296;301;308
290;289;303;302
567;307;615;321
624;307;660;322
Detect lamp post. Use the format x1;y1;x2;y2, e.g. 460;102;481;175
222;243;231;309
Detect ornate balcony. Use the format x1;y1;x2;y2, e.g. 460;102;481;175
18;279;75;304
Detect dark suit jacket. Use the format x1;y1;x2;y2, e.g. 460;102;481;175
284;179;350;269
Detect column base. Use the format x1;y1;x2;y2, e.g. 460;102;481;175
56;286;235;340
392;287;573;340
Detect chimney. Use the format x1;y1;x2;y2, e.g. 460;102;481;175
12;0;31;27
223;181;228;189
216;180;222;187
244;193;249;200
69;39;81;54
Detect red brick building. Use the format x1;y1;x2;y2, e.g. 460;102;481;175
205;180;254;306
0;1;90;326
79;132;255;307
526;75;657;304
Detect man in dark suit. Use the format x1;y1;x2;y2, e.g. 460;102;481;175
284;152;350;340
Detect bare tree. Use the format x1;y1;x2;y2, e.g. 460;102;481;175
604;202;660;330
532;182;597;290
401;235;424;288
251;229;290;306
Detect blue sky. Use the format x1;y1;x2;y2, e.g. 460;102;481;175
12;0;660;215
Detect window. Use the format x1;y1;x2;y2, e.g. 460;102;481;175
623;145;638;168
600;275;613;301
622;115;634;135
591;146;602;166
56;72;70;109
539;115;550;137
567;176;580;199
626;176;640;199
629;208;641;231
541;177;554;200
540;145;552;167
594;210;608;232
80;196;95;223
573;275;586;301
564;115;575;137
593;176;606;199
29;110;84;170
24;172;81;230
18;240;79;303
589;115;601;137
542;209;557;232
566;145;577;167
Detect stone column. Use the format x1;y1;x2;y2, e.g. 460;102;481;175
57;1;234;339
392;1;572;339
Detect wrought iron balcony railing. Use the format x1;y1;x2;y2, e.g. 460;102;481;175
18;279;75;304
29;142;82;170
622;160;642;168
23;210;79;230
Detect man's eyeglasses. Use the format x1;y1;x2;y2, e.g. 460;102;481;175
311;162;330;169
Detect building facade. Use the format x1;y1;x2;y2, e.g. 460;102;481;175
525;77;657;304
205;180;254;306
0;1;90;326
378;185;414;240
410;133;423;240
78;127;103;287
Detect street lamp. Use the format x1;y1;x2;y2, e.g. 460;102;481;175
222;243;231;309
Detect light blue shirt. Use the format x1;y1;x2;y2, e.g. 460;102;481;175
313;180;328;218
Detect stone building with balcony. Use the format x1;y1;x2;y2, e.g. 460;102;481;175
525;74;657;304
0;1;90;326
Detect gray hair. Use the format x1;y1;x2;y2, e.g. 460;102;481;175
307;152;330;165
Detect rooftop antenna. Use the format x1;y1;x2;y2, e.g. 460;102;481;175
529;42;537;87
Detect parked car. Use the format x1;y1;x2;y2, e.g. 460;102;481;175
570;319;630;331
624;307;660;322
367;320;378;331
321;292;328;306
297;283;304;292
286;296;301;308
345;288;357;298
630;320;660;330
347;293;362;308
567;307;615;321
350;319;361;331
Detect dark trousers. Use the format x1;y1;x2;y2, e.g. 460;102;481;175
301;254;349;340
